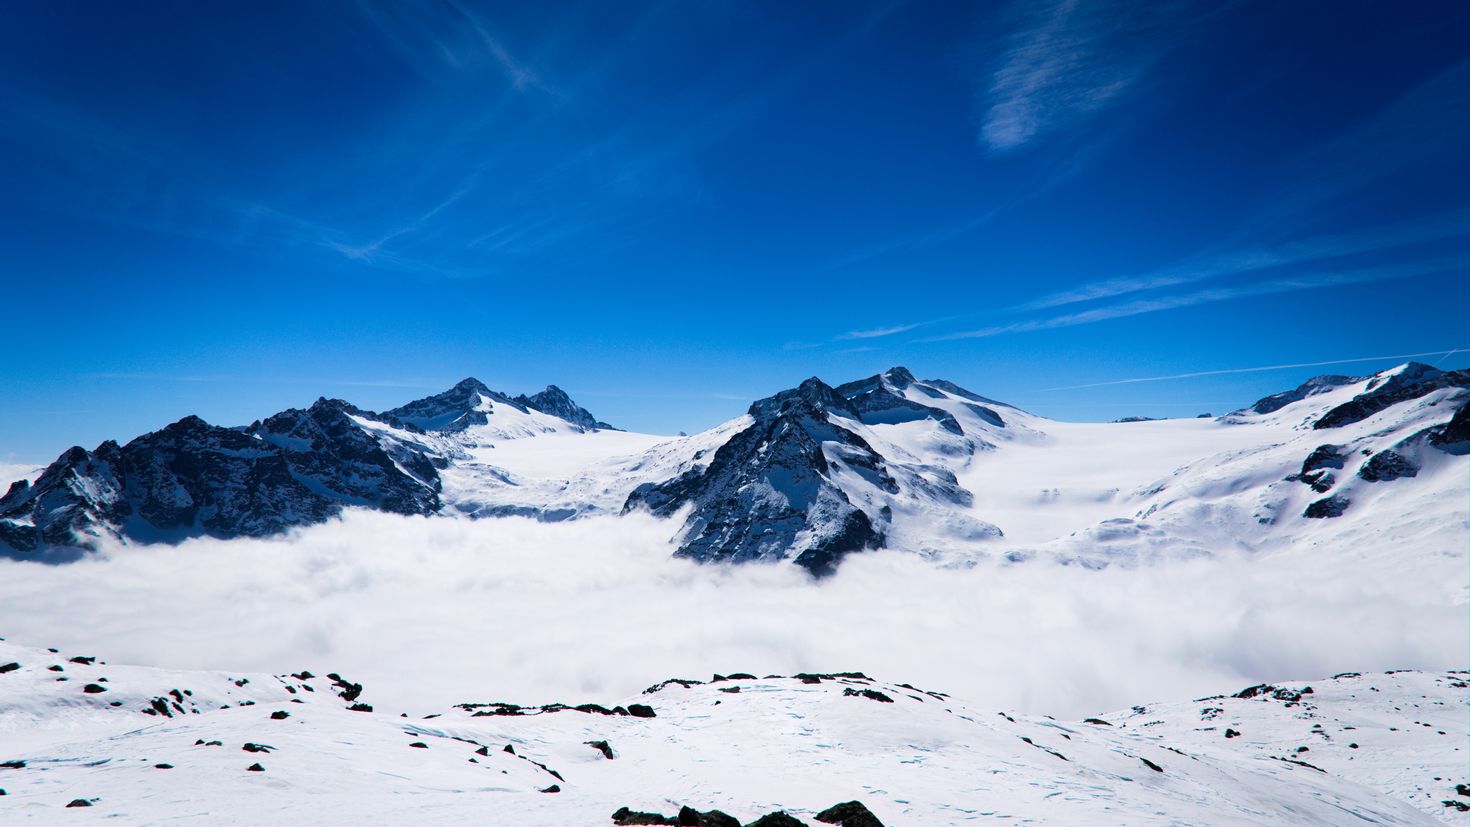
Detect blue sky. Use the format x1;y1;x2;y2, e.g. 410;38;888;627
1;0;1467;462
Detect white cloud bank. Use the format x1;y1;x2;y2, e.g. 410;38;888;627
0;509;1461;718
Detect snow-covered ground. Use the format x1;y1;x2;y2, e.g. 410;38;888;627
0;637;1463;825
0;364;1463;823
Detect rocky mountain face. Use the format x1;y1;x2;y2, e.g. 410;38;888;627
2;362;1465;573
623;367;1005;575
0;380;612;559
514;385;616;431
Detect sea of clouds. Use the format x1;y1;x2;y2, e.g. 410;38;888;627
0;509;1462;718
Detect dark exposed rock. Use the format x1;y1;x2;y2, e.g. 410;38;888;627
1234;684;1312;702
645;678;705;693
1082;718;1112;726
586;740;615;759
241;743;274;753
676;805;741;827
408;741;428;749
842;688;894;703
246;763;265;772
0;663;18;674
1;760;26;768
627;704;657;718
1225;728;1241;739
1303;496;1350;519
1140;757;1164;773
746;813;809;827
1315;367;1468;430
815;800;885;827
1241;374;1358;415
66;798;94;807
514;385;616;431
269;710;290;720
348;703;373;712
82;683;106;694
385;378;520;432
612;807;678;825
1430;398;1470;450
540;784;561;793
1357;450;1418;482
625;377;889;576
624;368;1003;575
834;369;962;435
1301;445;1346;473
0;402;443;557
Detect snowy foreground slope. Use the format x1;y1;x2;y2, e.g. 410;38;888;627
0;639;1464;825
1;362;1465;575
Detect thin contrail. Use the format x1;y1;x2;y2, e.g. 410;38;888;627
1039;349;1467;392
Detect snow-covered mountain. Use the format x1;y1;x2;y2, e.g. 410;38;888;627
1;363;1465;574
0;636;1462;824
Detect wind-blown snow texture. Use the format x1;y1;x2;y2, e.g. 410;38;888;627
0;637;1463;825
2;362;1465;577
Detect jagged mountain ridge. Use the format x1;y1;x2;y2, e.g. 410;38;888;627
623;368;1008;574
1;363;1466;574
0;379;610;559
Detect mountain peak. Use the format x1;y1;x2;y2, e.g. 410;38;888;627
882;366;916;387
514;386;614;431
450;377;490;394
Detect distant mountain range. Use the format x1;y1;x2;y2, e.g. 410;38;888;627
2;363;1466;570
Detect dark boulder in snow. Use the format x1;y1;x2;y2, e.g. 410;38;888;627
1301;445;1346;473
815;800;885;827
1303;496;1350;519
1357;450;1418;482
1429;398;1470;451
612;807;677;825
676;805;741;827
746;813;809;827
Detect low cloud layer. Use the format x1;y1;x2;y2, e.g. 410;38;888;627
0;510;1461;718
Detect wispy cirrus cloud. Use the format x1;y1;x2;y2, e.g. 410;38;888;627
972;0;1205;152
924;256;1465;341
1015;208;1470;312
838;322;927;340
351;0;565;100
1039;349;1467;391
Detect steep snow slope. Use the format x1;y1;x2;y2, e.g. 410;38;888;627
0;638;1461;825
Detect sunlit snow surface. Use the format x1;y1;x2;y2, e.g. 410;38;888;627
0;637;1463;824
0;366;1464;823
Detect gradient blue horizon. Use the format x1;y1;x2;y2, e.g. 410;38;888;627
2;0;1467;464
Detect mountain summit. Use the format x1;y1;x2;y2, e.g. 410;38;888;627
0;364;1464;574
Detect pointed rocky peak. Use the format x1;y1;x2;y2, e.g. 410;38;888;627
450;377;491;395
513;385;616;431
882;366;916;388
385;378;524;432
834;371;964;435
748;377;859;422
1239;374;1359;416
1314;365;1470;430
1363;361;1443;393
